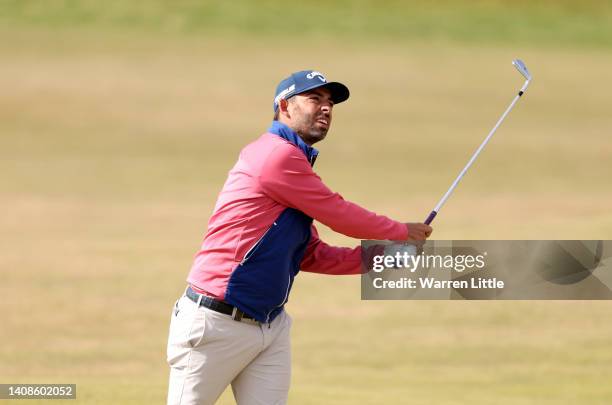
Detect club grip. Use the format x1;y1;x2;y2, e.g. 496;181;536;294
424;210;437;225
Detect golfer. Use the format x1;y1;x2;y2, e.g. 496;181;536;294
166;70;432;405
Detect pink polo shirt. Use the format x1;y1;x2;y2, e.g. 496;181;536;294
187;132;408;299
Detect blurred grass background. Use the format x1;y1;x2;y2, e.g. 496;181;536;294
1;1;612;404
2;0;612;47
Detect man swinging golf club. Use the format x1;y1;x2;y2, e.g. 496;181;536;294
166;69;432;405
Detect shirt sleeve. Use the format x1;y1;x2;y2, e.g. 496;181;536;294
300;224;363;275
300;225;388;275
259;143;409;241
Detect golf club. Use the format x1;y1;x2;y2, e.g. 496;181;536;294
424;59;532;225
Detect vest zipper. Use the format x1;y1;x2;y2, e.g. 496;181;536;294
266;272;291;324
240;221;277;266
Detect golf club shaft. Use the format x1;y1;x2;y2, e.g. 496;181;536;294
424;81;529;225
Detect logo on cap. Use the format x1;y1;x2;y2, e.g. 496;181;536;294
306;71;327;82
274;84;296;107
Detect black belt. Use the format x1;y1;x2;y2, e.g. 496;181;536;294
186;286;257;322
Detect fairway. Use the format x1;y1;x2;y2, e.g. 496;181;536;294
1;2;612;404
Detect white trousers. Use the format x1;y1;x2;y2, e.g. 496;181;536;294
166;295;292;405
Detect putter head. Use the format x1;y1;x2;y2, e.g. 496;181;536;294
512;59;531;81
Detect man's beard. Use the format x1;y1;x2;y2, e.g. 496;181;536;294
295;115;329;145
299;127;327;145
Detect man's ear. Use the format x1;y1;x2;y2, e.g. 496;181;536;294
279;98;290;118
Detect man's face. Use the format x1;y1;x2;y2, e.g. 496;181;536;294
285;87;333;145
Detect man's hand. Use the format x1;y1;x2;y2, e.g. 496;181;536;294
405;223;433;241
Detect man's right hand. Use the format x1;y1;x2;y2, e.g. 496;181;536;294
405;223;433;241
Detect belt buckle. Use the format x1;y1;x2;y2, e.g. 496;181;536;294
231;307;244;322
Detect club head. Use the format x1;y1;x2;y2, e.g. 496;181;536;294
512;59;531;81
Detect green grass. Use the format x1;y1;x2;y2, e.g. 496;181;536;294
1;0;612;47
